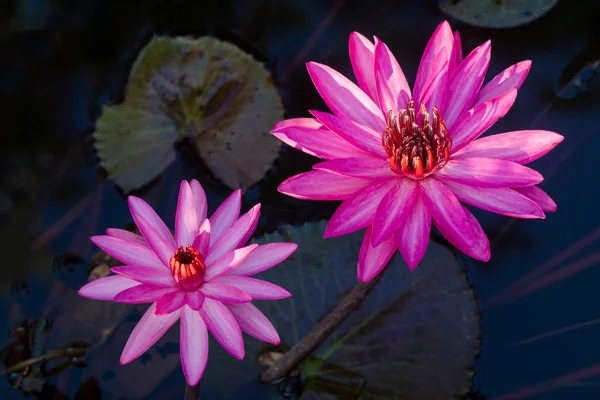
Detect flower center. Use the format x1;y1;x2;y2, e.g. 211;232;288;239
169;244;206;291
382;100;452;179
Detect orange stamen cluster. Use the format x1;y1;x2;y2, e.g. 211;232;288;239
169;245;206;291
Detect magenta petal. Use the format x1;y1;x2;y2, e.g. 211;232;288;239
176;181;200;246
448;31;463;75
200;282;252;303
230;243;298;276
190;179;208;223
313;157;395;179
445;41;491;128
206;205;260;264
311;111;387;158
475;60;531;106
514;186;557;212
120;303;181;364
226;303;280;345
272;126;368;160
416;48;450;113
324;179;397;238
209;189;241;246
375;72;397;117
371;179;418;246
180;306;209;385
155;290;186;315
306;62;385;131
205;244;258;280
420;178;474;251
210;276;291;300
452;130;564;165
374;39;411;110
192;220;211;256
111;266;175;287
434;206;490;262
357;226;397;282
278;170;371;201
395;193;431;271
273;118;323;130
436;158;543;188
114;285;177;304
349;32;377;101
200;298;245;359
90;235;165;270
106;228;147;247
185;291;206;311
442;179;545;219
78;275;140;301
450;89;518;152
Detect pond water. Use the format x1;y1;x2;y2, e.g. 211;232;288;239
0;0;599;399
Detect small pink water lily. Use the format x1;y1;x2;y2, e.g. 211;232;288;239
78;180;297;385
272;21;562;282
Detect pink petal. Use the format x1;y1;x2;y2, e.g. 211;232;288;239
192;219;211;256
371;178;418;246
205;244;258;280
155;290;186;315
272;126;368;160
349;32;377;101
128;197;176;268
175;181;200;246
206;204;260;264
452;130;564;165
374;39;411;111
190;179;208;223
200;282;252;303
313;157;395;179
278;170;372;201
211;276;291;300
415;47;450;113
180;306;209;385
375;72;396;117
120;303;181;364
450;89;518;153
436;158;543;188
200;298;245;359
444;41;491;128
324;179;398;238
514;186;557;212
114;284;177;304
442;179;545;219
394;193;432;271
185;291;206;311
209;189;241;245
419;178;474;251
448;31;463;75
310;111;387;158
78;275;141;301
111;266;175;287
230;243;298;276
226;303;280;344
433;206;490;262
90;235;165;270
106;228;147;247
357;226;397;282
475;60;531;106
239;208;260;246
273;118;323;130
306;62;385;131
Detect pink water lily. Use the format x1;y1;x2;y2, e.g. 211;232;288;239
273;21;562;282
78;180;297;385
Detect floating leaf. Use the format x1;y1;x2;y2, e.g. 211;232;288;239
555;56;600;99
439;0;559;28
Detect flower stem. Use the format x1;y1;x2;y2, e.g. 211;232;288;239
185;383;200;400
260;265;387;383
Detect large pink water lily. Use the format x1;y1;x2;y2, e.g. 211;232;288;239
78;180;297;385
273;21;562;282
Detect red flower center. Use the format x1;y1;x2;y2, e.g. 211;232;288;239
382;100;452;179
169;245;206;291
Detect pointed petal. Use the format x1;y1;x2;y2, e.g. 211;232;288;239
416;47;450;113
371;178;418;246
180;306;209;385
90;235;165;270
475;60;531;106
78;275;140;301
324;179;397;238
114;285;177;304
111;266;175;287
205;244;258;280
185;291;206;311
192;219;211;256
175;181;199;246
209;190;241;245
514;186;557;212
357;226;397;282
200;298;245;359
155;290;186;315
226;303;280;345
374;39;411;110
106;228;147;247
211;276;291;300
313;157;395;179
278;170;371;201
206;205;260;264
306;62;385;131
433;206;490;262
190;179;208;223
450;89;518;152
272;126;368;160
273;118;323;130
230;243;298;276
375;72;397;117
200;282;252;303
120;303;181;364
395;193;431;271
453;130;564;165
436;158;543;188
442;179;545;219
448;31;463;75
445;41;491;128
349;32;377;101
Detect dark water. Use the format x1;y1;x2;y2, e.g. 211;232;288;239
0;0;599;399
